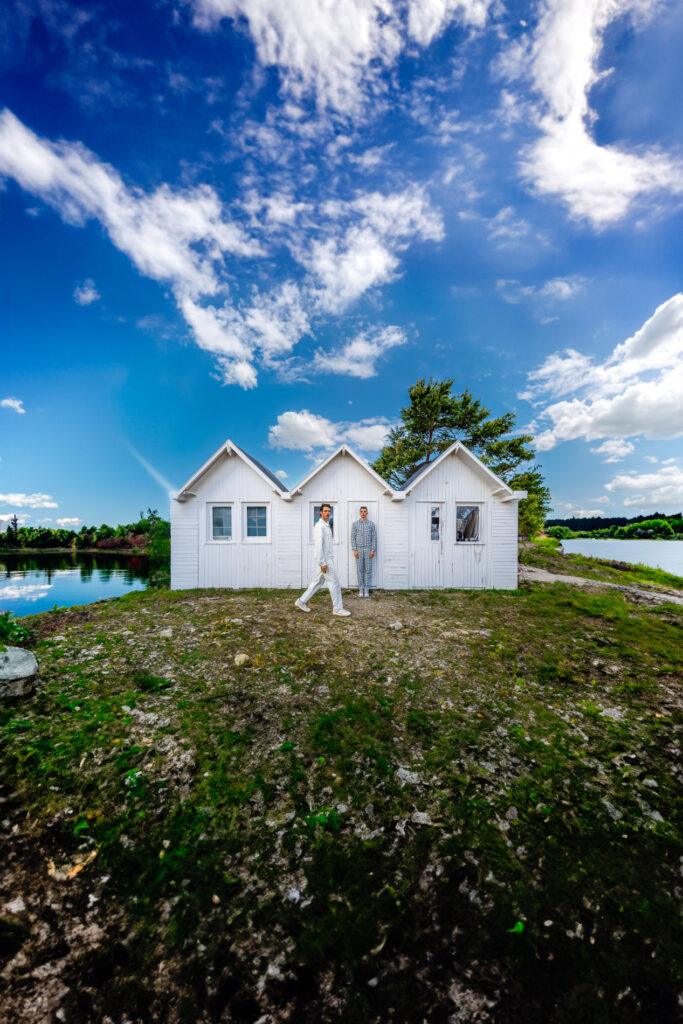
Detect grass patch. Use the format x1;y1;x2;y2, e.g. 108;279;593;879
1;583;681;1022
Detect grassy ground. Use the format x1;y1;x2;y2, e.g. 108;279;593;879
520;538;683;592
1;581;681;1023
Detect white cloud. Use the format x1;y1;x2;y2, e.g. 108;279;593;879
190;0;491;115
301;188;443;313
497;275;586;305
0;110;441;389
590;438;635;462
56;517;82;527
275;470;288;480
0;493;58;508
313;325;406;378
525;293;683;450
0;512;31;529
268;410;339;451
268;410;393;452
560;507;606;518
644;455;658;463
460;206;544;248
500;0;683;226
407;0;492;45
1;397;25;414
0;109;261;299
341;420;393;450
605;465;683;509
73;278;100;305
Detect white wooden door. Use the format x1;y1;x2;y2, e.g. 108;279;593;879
412;502;444;588
347;500;380;590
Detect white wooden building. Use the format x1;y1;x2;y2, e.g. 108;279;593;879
170;439;526;592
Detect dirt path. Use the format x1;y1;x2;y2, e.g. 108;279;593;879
520;563;683;606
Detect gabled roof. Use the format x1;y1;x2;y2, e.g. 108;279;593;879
286;444;393;498
397;441;514;496
175;439;287;500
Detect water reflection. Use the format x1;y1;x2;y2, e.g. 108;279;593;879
0;552;150;617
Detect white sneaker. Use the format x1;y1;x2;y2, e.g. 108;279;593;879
358;590;363;597
333;608;351;617
364;589;370;598
295;599;311;613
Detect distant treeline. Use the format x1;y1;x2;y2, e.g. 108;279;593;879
546;512;682;540
1;509;171;565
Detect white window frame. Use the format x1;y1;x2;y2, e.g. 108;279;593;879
242;502;271;544
309;502;339;544
207;502;235;543
455;502;485;544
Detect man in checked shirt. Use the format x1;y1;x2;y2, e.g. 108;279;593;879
351;505;377;598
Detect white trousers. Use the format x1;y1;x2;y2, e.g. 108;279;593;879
300;562;343;611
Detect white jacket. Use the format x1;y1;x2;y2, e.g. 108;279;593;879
313;518;335;567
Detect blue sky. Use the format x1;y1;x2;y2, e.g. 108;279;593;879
1;0;682;530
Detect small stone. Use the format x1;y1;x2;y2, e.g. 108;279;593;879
411;811;432;826
159;627;173;639
388;621;403;631
368;977;378;987
286;887;301;903
4;895;26;914
396;767;422;785
642;778;658;788
600;707;624;721
0;647;39;701
234;653;249;666
505;806;519;821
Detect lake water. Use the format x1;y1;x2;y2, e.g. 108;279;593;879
0;552;150;618
561;539;683;576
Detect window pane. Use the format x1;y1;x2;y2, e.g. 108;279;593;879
430;506;440;541
212;506;232;539
456;505;479;542
313;505;334;537
246;506;267;537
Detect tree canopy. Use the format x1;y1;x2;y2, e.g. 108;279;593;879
372;377;535;486
371;377;549;536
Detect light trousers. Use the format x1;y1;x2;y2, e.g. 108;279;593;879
355;549;373;590
300;562;343;611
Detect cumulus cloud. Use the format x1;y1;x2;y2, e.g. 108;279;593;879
275;470;288;480
524;293;683;450
73;278;100;305
312;325;406;378
1;397;25;414
190;0;492;115
56;517;83;527
268;410;393;452
0;493;58;508
590;438;635;462
500;0;683;226
605;464;683;509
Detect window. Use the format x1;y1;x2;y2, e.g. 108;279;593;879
456;505;480;542
430;506;440;541
246;505;267;537
312;504;334;538
211;505;232;540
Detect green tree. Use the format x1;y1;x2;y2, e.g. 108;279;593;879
372;377;535;488
506;467;552;539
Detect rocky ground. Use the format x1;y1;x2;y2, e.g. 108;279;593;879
1;576;681;1023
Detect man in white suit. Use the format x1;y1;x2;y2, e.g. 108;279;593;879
295;503;351;617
